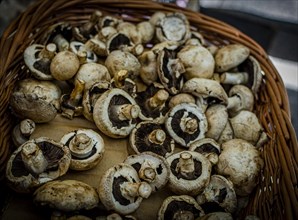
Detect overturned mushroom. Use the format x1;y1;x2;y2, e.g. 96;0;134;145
61;63;110;119
156;12;191;45
60;129;105;171
196;175;237;214
157;48;185;95
189;138;221;165
166;151;212;195
70;41;98;63
72;10;102;42
227;85;254;117
165;103;208;147
10;78;61;123
33;179;99;211
98;163;152;215
229;110;268;147
182;78;228;112
124;152;170;192
43;22;73;52
220;56;263;94
215;44;250;73
82;81;111;121
111;70;137;98
6;137;71;193
129;121;175;157
158;195;205;220
117;22;142;45
12;119;36;147
93;88;140;138
24;43;57;80
135;83;169;123
215;139;264;196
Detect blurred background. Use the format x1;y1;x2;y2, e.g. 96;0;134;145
0;0;297;130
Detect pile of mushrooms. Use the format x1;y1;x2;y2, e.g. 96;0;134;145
6;9;268;219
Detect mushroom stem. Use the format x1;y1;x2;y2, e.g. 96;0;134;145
227;95;241;110
173;210;195;220
148;89;169;109
21;142;48;175
148;129;166;144
169;58;185;78
180;116;198;134
114;70;129;88
69;133;93;158
77;50;88;64
138;161;157;182
69;79;85;106
113;104;140;121
176;152;195;178
53;34;69;51
220;72;249;85
121;181;152;199
39;43;57;60
20;119;36;136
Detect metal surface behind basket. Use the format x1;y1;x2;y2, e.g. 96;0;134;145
0;0;297;219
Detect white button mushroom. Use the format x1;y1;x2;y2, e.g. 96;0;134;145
60;129;105;171
165;103;208;147
6;137;71;193
98;163;152;215
166;151;212;196
10;78;61;123
93;88;140;138
24;43;57;80
33;180;99;212
215;139;264;196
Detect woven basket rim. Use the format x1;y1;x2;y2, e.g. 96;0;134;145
0;0;297;219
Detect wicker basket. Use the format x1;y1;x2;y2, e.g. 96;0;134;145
0;0;297;219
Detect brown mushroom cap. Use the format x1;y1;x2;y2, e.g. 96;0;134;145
98;163;152;215
229;110;267;146
93;88;140;138
177;44;215;80
33;180;99;212
196;175;237;214
182;78;228;111
215;44;250;73
168;93;196;109
50;51;80;81
105;50;141;78
166;151;212;195
60;129;105;171
123;152;170;192
9;78;61;123
129;121;175;157
215;139;264;196
6;137;71;193
165;103;208;147
158;195;205;220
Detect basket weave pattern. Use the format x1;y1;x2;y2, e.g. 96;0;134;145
0;0;297;219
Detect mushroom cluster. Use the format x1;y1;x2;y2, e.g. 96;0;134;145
6;9;268;219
